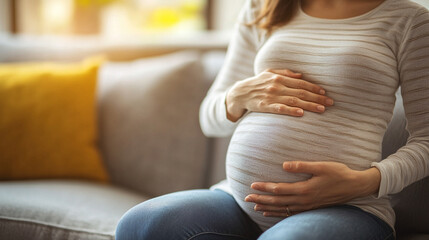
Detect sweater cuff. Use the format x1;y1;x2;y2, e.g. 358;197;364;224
217;91;239;131
371;161;389;198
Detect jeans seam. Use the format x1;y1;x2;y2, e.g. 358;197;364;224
187;231;250;240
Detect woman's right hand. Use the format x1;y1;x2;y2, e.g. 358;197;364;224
226;69;335;122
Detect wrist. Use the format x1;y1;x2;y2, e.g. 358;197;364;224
355;167;381;197
225;88;246;122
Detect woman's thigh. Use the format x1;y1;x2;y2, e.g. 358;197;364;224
116;189;262;240
258;205;395;240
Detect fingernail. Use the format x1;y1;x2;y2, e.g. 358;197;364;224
283;162;292;170
296;109;304;115
319;89;326;95
254;205;260;211
316;105;325;112
245;196;252;202
326;99;334;106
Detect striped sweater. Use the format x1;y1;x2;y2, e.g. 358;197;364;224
200;0;429;231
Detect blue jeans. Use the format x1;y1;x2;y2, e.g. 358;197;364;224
116;189;395;240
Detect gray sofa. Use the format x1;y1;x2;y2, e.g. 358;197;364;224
0;35;428;240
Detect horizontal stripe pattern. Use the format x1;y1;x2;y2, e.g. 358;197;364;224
200;0;429;232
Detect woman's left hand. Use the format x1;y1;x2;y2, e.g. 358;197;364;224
244;161;381;217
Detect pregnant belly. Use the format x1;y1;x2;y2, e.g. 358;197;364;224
226;112;314;230
226;111;380;230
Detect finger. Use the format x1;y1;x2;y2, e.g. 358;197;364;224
273;75;326;95
245;194;288;206
276;96;326;114
265;103;304;117
263;211;302;217
274;96;329;113
263;202;318;215
254;204;293;213
297;100;326;113
281;88;334;107
255;204;310;213
263;212;289;217
261;97;326;116
283;161;326;175
268;69;303;79
251;182;304;195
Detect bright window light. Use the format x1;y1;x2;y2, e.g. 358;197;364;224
41;0;74;34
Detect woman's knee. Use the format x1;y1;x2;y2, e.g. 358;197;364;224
115;204;143;240
115;201;160;240
115;190;227;240
115;192;193;240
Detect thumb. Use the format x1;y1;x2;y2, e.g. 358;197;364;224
269;69;302;78
283;161;324;174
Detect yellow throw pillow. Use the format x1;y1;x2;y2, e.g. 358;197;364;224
0;58;108;182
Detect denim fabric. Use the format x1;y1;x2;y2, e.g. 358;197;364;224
258;204;395;240
116;190;394;240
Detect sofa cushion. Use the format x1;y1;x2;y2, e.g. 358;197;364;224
0;58;108;181
98;51;210;197
0;180;147;240
393;176;429;236
397;234;429;240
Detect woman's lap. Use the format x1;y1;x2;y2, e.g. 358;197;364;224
115;189;262;240
115;190;394;240
259;205;395;240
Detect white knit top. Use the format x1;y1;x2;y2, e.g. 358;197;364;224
200;0;429;231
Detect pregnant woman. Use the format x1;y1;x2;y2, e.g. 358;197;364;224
116;0;429;239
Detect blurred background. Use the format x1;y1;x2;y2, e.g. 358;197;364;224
0;0;428;54
0;0;246;38
1;0;429;35
0;0;428;43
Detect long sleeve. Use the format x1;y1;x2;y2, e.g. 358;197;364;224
199;0;264;137
372;7;429;197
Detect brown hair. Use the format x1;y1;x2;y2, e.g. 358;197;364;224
252;0;300;31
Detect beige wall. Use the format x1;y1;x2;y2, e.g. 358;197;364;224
0;0;10;33
16;0;41;34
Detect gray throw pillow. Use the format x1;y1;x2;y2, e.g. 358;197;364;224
98;51;210;197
